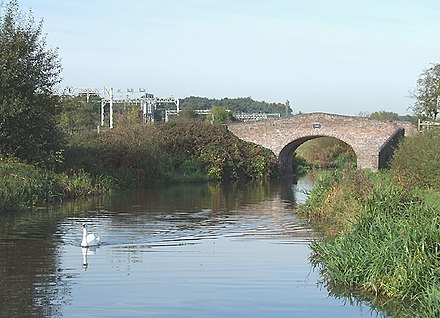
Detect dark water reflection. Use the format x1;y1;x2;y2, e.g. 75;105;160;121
0;175;385;318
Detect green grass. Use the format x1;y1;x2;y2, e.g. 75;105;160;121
391;129;440;192
300;167;440;317
295;137;356;169
298;167;373;236
0;157;115;212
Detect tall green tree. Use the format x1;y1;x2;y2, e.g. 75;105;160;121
172;109;199;122
369;111;400;121
0;0;62;165
411;63;440;120
59;94;100;134
207;106;230;124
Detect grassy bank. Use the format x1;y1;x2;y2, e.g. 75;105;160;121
0;157;114;211
298;130;440;317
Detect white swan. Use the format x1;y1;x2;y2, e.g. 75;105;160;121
81;223;100;248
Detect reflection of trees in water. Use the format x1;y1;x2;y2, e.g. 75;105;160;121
100;178;315;244
103;181;287;227
0;176;314;317
0;241;71;317
106;181;280;216
0;225;65;316
0;199;103;318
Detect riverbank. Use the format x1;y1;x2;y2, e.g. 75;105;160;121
298;129;440;318
0;157;114;211
0;121;278;212
62;121;278;185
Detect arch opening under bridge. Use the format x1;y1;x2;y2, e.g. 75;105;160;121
279;135;356;175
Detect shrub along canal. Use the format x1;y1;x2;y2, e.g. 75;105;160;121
1;174;386;317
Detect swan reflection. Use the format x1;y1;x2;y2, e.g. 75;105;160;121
81;247;97;271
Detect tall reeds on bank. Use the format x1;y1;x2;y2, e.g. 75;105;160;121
300;129;440;317
0;157;114;212
307;176;439;317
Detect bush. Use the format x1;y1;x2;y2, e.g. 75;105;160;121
391;129;440;191
62;127;172;187
62;121;278;186
155;121;278;181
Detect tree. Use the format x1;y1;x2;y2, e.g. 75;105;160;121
0;0;63;165
369;111;400;121
59;95;100;134
208;106;230;124
179;96;290;115
411;63;440;120
172;109;199;122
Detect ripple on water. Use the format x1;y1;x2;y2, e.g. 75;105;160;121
0;176;379;318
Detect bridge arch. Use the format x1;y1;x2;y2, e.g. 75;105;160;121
278;135;358;175
228;113;416;174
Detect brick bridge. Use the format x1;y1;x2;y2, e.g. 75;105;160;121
228;113;416;174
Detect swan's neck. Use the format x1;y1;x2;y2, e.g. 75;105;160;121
81;227;88;247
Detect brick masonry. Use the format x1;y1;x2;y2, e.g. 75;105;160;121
228;113;417;174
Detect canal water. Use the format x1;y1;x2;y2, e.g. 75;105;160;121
0;175;383;318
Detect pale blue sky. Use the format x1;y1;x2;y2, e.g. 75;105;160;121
16;0;440;115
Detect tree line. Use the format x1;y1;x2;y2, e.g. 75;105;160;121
179;96;291;115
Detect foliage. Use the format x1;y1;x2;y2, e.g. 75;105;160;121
369;111;416;122
62;121;278;186
298;167;372;235
391;128;440;192
171;109;200;122
58;94;101;134
358;111;416;123
0;156;114;212
180;96;290;115
0;1;63;166
369;110;401;120
411;63;440;119
155;121;278;181
205;106;230;124
295;137;356;169
291;154;312;175
300;147;440;316
62;126;170;187
309;175;440;317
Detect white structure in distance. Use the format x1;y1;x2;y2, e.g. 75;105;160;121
62;87;179;128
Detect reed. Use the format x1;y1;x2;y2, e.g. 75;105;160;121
298;167;372;235
304;168;440;317
0;157;115;212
